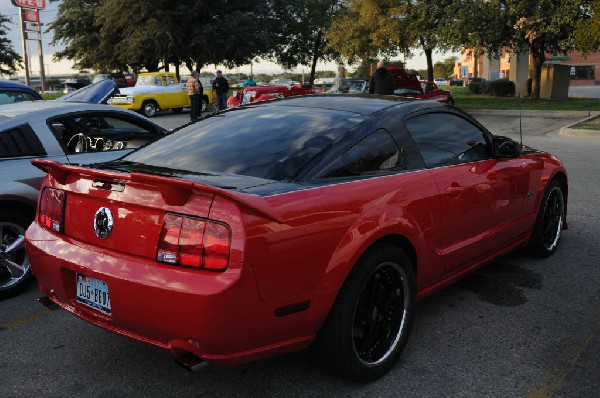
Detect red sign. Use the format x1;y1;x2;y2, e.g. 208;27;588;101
11;0;46;10
24;9;40;23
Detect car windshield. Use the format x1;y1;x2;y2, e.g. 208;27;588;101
124;105;365;180
136;76;162;86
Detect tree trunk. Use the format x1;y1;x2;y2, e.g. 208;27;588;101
425;47;434;82
309;30;323;88
473;46;479;78
530;50;545;101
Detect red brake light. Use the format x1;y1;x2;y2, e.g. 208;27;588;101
157;214;231;271
39;188;65;233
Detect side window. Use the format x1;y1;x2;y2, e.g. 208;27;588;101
0;124;46;158
165;77;175;86
405;113;490;168
321;129;404;178
0;91;38;105
50;114;161;154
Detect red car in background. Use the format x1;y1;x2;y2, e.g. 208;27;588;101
387;66;455;104
227;82;319;107
27;96;567;381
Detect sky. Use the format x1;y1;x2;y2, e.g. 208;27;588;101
1;1;456;78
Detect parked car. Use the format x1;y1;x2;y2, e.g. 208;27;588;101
346;78;369;93
434;78;448;86
0;95;168;299
27;95;567;381
62;78;91;94
0;79;42;104
393;81;455;105
108;72;212;117
92;72;128;88
450;78;464;86
226;82;318;107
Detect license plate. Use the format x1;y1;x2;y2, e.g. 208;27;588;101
76;274;111;315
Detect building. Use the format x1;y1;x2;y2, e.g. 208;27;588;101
454;49;599;86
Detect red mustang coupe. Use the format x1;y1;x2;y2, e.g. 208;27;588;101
227;82;319;107
27;96;567;381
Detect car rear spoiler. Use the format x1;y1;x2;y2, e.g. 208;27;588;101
31;159;284;224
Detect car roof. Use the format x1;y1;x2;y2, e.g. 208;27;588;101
0;101;130;124
247;94;445;116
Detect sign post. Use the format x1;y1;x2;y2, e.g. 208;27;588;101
12;0;46;91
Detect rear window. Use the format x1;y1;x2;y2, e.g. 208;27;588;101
125;106;365;180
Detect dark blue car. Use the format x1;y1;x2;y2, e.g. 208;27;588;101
0;80;43;104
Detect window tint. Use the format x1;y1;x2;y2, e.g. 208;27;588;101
320;129;403;178
0;91;38;105
49;114;161;154
125;106;365;181
405;112;490;168
0;124;45;158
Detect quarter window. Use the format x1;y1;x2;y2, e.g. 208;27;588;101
321;129;404;178
405;113;490;168
0;124;46;158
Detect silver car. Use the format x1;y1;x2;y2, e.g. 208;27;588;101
0;99;168;298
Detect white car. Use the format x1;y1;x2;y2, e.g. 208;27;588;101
434;78;448;86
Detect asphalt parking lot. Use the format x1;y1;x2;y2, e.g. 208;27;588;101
1;107;599;397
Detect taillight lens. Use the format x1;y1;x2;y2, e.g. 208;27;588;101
39;188;66;233
157;214;231;271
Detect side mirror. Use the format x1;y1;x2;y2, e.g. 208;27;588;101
493;136;522;158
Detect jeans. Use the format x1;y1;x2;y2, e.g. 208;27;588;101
217;93;227;111
189;94;201;120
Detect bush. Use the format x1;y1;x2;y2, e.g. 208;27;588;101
488;79;515;97
468;77;484;94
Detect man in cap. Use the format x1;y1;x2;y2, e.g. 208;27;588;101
212;70;230;111
186;70;203;121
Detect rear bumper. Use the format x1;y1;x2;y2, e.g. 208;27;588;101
26;222;314;364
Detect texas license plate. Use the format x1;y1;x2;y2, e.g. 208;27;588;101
76;274;111;315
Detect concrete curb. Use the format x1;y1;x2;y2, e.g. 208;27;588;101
558;114;600;137
464;109;600;118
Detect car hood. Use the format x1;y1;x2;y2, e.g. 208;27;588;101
57;79;120;104
117;86;160;95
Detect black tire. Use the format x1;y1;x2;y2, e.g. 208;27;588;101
201;97;208;112
448;97;455;106
315;243;416;381
141;101;158;117
0;209;34;299
171;107;183;114
526;179;565;257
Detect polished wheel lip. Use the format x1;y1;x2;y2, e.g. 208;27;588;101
0;221;30;290
352;261;408;366
542;186;564;251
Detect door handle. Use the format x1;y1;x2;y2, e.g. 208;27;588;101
444;185;464;196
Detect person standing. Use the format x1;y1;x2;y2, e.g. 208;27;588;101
369;60;395;95
212;70;230;111
328;65;350;93
186;71;203;121
243;74;257;88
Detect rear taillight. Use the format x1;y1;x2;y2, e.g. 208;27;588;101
39;188;66;233
157;213;231;271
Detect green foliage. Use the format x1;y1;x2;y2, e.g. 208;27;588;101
48;0;281;73
573;0;600;54
0;13;22;75
433;57;458;79
488;79;516;97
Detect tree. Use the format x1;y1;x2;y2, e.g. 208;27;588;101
0;13;21;75
433;56;458;79
573;0;600;54
504;0;586;100
270;0;345;87
49;0;281;74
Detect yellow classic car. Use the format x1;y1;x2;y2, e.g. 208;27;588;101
108;72;213;117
